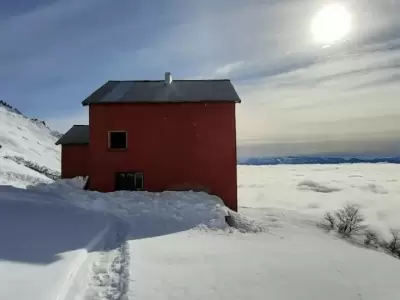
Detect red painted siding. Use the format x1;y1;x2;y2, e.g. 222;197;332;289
88;102;238;210
61;145;89;178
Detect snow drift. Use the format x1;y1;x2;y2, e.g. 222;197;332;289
24;178;229;233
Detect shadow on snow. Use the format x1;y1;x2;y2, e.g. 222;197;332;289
0;186;198;265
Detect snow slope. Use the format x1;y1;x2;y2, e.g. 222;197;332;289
0;104;60;187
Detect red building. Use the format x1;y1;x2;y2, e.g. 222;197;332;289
56;73;241;210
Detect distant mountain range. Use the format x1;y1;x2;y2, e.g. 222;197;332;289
238;156;400;165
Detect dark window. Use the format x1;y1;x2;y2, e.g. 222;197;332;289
109;132;127;149
115;172;144;191
135;173;144;190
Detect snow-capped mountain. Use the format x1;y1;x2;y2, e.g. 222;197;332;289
0;101;61;187
239;156;400;165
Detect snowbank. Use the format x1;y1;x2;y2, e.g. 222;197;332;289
27;178;228;232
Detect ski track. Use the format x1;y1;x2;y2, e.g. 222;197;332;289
55;226;111;300
84;221;131;300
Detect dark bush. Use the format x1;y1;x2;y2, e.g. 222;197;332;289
364;228;379;246
322;204;365;236
324;212;336;229
335;204;365;235
387;229;400;257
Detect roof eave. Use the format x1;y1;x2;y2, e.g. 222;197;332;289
55;142;89;146
81;99;241;105
55;124;89;145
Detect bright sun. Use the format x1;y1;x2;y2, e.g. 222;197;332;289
311;3;352;45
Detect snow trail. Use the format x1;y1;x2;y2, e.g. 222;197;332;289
55;226;111;300
84;221;131;300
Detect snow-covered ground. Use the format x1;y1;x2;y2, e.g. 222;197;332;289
0;196;110;300
130;225;400;300
0;164;400;299
239;164;400;239
0;178;226;300
128;164;400;300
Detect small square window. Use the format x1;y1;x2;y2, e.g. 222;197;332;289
109;131;127;149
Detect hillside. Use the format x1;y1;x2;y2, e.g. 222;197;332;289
0;101;61;187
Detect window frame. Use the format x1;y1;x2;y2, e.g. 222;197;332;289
134;172;144;190
108;131;128;150
115;172;144;191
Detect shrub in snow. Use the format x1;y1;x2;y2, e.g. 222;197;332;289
386;229;400;257
334;204;365;235
323;212;336;229
364;228;379;247
322;204;365;236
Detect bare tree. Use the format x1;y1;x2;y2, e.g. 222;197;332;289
364;228;378;246
388;229;400;256
324;212;336;229
334;204;365;235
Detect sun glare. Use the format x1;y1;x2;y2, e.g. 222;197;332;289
311;3;352;45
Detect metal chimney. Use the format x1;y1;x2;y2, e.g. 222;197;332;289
165;72;172;85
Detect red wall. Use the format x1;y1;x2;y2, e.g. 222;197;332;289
88;102;238;211
61;145;89;178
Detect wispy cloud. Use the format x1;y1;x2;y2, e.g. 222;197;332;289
1;0;399;155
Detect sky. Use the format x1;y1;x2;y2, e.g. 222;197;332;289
1;0;399;157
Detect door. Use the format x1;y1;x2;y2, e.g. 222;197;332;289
115;172;144;191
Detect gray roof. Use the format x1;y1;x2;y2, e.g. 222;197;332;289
82;80;241;105
55;125;89;145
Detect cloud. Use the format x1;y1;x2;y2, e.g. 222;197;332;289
238;134;400;157
2;0;400;156
214;62;245;78
229;39;400;156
